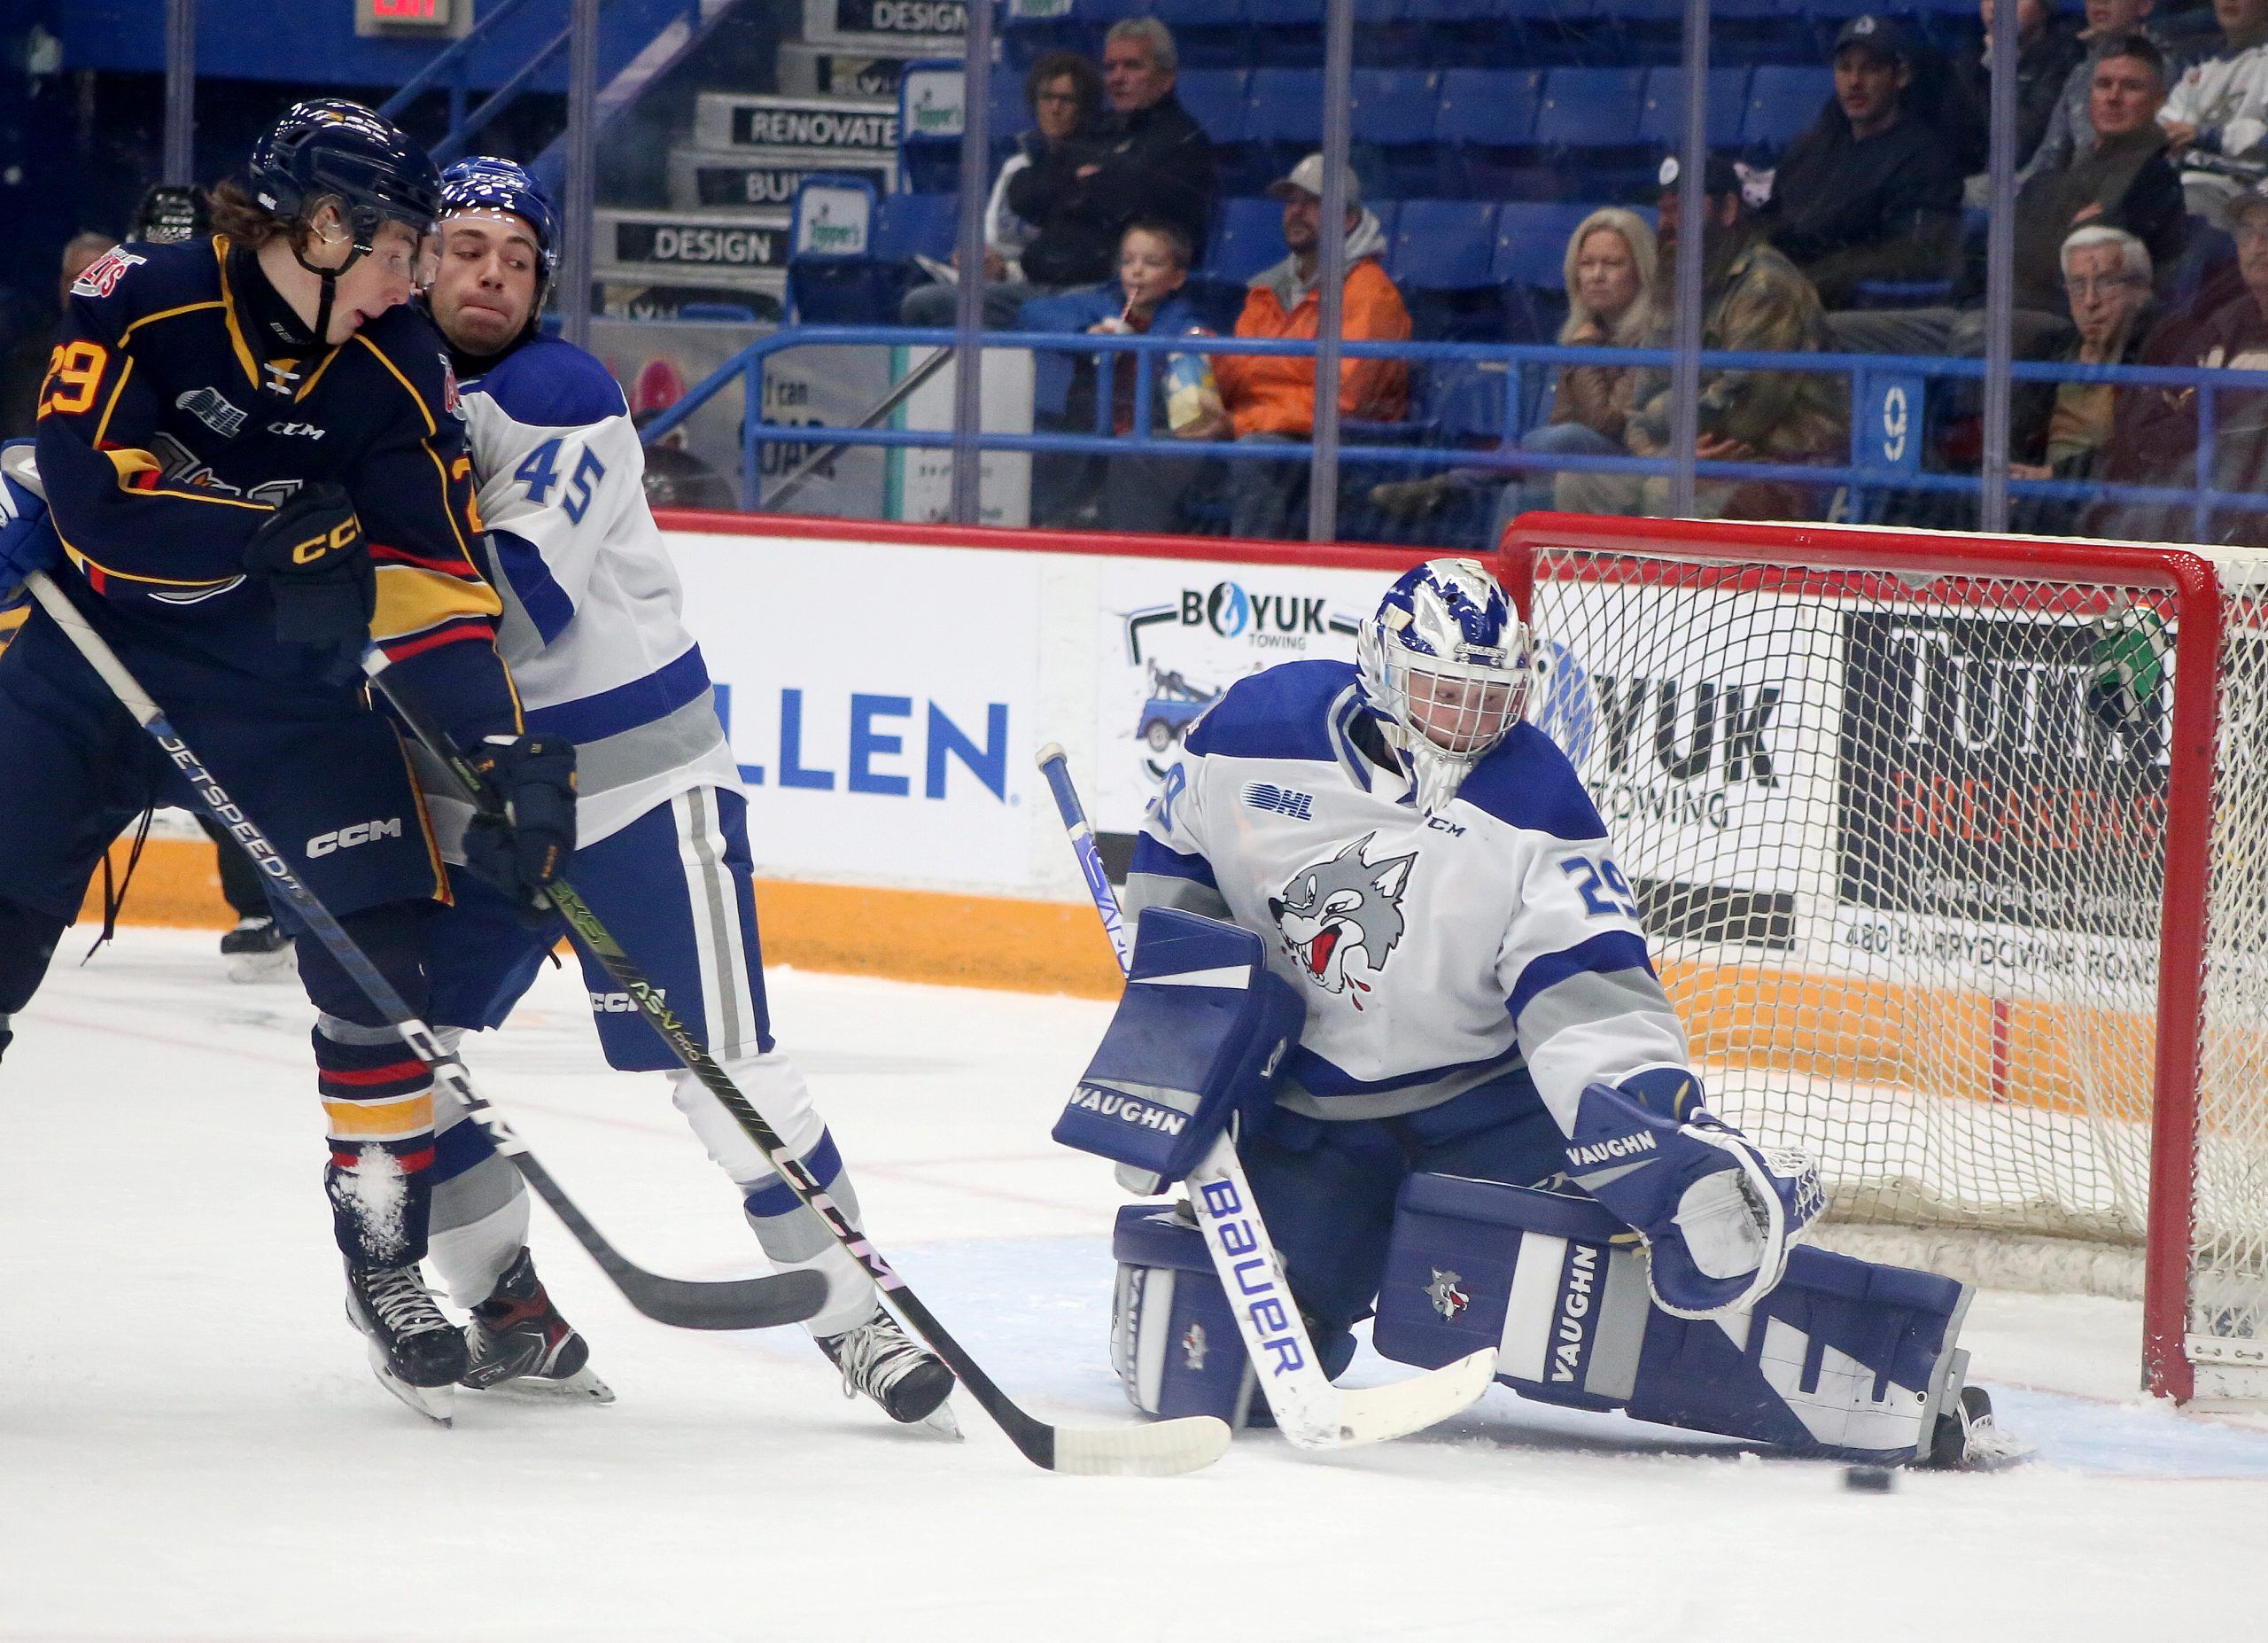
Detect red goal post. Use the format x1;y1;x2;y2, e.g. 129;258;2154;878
1502;514;2268;1405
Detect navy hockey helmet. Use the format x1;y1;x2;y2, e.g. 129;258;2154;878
1355;557;1531;812
248;99;443;250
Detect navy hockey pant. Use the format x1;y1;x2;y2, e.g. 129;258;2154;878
1240;1071;1568;1376
0;605;454;1267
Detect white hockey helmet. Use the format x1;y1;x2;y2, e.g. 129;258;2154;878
1355;557;1531;812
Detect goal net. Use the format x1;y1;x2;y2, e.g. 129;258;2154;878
1508;518;2268;1405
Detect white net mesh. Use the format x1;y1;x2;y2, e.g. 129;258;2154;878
1524;533;2268;1398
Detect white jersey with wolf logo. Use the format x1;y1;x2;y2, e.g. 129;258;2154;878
1124;658;1692;1128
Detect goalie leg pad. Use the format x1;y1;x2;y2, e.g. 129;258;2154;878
1056;907;1305;1186
1372;1174;1972;1463
1111;1203;1262;1428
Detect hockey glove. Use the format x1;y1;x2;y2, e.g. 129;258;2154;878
0;440;60;608
461;733;579;918
1564;1069;1823;1319
242;483;375;684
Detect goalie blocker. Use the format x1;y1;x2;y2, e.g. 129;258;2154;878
1112;1180;1980;1466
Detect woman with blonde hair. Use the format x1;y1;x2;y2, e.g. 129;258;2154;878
1371;207;1662;536
1515;206;1661;515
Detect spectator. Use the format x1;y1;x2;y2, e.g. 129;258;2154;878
2013;35;2188;309
1020;219;1218;532
1951;0;2092;175
2097;182;2268;541
1;230;114;437
1559;155;1846;522
1832;39;2176;362
2021;0;2168;183
1369;208;1662;536
2157;0;2268;215
2010;225;2158;531
1188;154;1410;539
900;51;1107;328
1763;15;1966;308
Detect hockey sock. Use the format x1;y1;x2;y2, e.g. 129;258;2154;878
315;1014;438;1267
669;1053;876;1336
425;1073;532;1308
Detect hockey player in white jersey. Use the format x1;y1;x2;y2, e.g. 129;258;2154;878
410;158;953;1427
1060;558;2003;1466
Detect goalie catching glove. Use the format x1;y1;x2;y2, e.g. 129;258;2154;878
462;733;578;917
1564;1069;1823;1318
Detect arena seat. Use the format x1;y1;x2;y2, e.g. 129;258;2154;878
1637;66;1751;150
1176;68;1253;144
1436;66;1548;197
1742;65;1833;152
1350;69;1446;198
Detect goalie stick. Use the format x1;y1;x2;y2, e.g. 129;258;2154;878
368;655;1231;1479
1037;743;1497;1450
23;572;827;1335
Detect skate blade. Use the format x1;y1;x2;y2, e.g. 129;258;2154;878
365;1342;456;1426
470;1363;617;1405
916;1398;964;1442
225;945;299;984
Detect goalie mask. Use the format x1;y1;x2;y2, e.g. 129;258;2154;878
1355;558;1531;813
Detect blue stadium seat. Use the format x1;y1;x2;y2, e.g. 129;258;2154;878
1534;68;1646;151
1637;66;1751;150
1436;67;1548;197
1176;67;1251;144
1350;69;1443;197
1491;201;1597;294
1742;66;1833;151
873;191;959;266
1227;66;1327;193
1207;196;1288;284
1390;199;1498;292
990;73;1029;142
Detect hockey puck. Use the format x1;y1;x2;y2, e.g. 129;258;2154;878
1844;1464;1897;1493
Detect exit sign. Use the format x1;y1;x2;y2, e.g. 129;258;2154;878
356;0;472;36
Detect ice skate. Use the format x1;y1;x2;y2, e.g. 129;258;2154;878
346;1261;469;1426
461;1247;613;1404
220;915;296;983
816;1304;959;1436
1924;1377;2031;1471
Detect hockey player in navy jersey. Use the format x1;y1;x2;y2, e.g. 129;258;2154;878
0;103;577;1418
407;158;954;1426
1063;558;2003;1466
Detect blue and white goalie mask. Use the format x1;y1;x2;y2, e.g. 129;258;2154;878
1355;557;1531;812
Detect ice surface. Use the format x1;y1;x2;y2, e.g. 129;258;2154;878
4;929;2265;1641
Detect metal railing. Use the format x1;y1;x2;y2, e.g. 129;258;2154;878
636;325;2268;541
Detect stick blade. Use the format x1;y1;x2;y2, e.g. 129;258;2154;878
1298;1347;1498;1450
1050;1415;1233;1476
613;1267;829;1331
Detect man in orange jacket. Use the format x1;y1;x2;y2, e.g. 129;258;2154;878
1195;154;1410;538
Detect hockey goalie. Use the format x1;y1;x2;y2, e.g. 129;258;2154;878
1054;557;2008;1468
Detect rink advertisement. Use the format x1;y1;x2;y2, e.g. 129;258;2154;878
1829;608;2166;1005
1527;580;1833;953
667;532;1041;889
1088;559;1379;849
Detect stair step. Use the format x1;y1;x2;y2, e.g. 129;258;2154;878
802;0;968;54
694;90;897;155
593;206;793;294
669;145;895;211
776;38;924;98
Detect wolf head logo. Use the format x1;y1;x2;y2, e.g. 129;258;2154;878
1268;833;1416;1008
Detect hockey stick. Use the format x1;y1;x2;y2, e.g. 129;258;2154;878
367;658;1231;1477
22;572;826;1335
1036;744;1498;1449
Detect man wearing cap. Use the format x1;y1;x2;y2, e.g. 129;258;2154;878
1761;14;1965;308
1183;153;1410;539
1557;154;1845;522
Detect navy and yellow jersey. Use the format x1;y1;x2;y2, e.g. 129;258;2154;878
30;235;517;740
